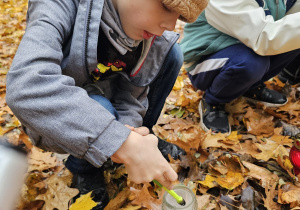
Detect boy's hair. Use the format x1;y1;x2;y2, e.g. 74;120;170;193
161;0;208;23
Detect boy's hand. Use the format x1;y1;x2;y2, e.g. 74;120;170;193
111;131;177;190
125;125;149;136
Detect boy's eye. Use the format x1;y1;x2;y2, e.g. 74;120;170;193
162;3;172;12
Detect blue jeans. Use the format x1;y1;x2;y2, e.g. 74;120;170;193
188;44;300;104
65;43;183;173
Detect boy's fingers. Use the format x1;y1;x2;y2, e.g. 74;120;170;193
134;127;150;136
157;168;178;190
158;177;173;190
163;168;178;183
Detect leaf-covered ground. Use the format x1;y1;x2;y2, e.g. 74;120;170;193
1;0;300;209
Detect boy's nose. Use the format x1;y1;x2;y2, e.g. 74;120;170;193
160;13;179;31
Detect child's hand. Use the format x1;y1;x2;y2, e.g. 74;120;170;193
125;125;149;136
111;131;177;190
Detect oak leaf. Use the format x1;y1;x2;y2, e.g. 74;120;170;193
35;170;79;210
242;161;279;187
28;146;59;172
130;183;162;209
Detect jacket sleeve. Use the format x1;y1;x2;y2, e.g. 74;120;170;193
5;0;130;167
111;76;148;127
205;0;300;55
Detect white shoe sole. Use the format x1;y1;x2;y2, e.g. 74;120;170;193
242;97;288;108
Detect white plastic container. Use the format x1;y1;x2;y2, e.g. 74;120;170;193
0;143;28;210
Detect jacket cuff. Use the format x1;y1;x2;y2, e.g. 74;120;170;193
84;120;131;167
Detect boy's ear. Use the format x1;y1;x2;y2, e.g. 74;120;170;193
161;0;209;23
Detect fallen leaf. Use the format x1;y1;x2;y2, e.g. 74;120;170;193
216;171;244;190
69;191;98;210
35;170;79;210
197;175;218;188
242;161;279;187
130;184;162;209
263;182;281;210
28;146;59;172
196;194;211;209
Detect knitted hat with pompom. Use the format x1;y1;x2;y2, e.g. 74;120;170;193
161;0;208;23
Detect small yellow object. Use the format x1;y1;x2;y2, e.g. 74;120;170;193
97;63;110;73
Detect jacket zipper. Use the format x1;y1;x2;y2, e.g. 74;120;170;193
275;0;279;20
84;0;94;80
126;34;179;87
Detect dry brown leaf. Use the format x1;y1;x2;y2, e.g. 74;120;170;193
180;153;205;181
271;127;294;148
276;100;300;118
35;170;79;210
130;183;162;209
202;133;241;151
196;194;212;209
244;107;274;136
279;183;300;205
263;181;281;210
238;139;281;161
104;188;131;210
276;155;294;178
242;161;279;187
28;146;59;172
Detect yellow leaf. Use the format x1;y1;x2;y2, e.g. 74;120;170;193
226;131;242;142
197;175;218;188
216;171;244;190
69;191;98;210
173;76;184;90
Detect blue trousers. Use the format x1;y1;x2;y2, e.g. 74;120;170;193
188;44;300;104
65;43;183;173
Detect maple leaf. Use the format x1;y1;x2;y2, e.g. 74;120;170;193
35;169;79;210
69;191;98;210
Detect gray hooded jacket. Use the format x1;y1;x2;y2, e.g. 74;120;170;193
6;0;179;167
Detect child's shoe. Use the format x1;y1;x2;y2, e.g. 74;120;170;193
243;83;287;107
157;138;186;161
278;68;300;85
199;99;231;135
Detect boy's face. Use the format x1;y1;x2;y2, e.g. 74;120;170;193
113;0;180;40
